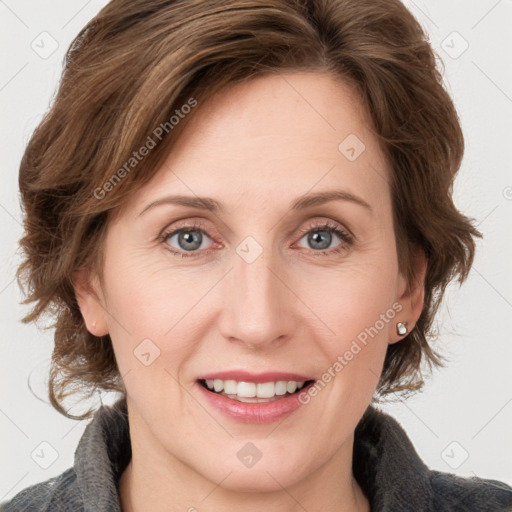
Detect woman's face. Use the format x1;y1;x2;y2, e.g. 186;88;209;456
77;72;423;493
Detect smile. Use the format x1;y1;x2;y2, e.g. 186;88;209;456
196;375;316;424
199;378;313;402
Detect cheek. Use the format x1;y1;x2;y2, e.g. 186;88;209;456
98;246;212;389
297;256;400;393
291;279;397;440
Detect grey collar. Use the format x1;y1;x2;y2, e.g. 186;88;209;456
71;397;512;512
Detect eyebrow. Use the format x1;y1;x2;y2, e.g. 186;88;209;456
290;190;372;212
138;195;224;216
137;189;372;217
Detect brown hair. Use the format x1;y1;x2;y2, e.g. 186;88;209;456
17;0;480;419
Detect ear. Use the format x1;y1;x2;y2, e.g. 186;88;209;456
389;246;427;344
72;268;109;337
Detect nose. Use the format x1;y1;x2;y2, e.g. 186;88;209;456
218;246;296;350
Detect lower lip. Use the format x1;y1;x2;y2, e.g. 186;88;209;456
196;381;315;424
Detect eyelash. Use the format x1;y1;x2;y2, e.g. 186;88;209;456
158;219;353;259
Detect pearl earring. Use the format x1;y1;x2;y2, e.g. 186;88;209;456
396;322;408;336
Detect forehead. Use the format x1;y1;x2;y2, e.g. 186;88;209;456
126;72;391;217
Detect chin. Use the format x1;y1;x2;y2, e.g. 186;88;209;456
198;451;309;493
212;467;302;493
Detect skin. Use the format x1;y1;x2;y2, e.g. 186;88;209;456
74;72;426;512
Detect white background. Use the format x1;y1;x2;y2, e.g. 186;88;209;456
1;0;511;502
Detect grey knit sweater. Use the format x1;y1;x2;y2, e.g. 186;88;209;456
1;398;511;511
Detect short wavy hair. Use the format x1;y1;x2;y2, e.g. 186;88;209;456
17;0;480;419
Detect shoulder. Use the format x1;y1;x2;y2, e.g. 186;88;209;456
0;468;81;512
0;398;129;512
354;405;512;511
429;470;512;512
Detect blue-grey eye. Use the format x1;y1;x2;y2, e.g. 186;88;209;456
297;227;345;251
307;230;333;250
166;229;211;252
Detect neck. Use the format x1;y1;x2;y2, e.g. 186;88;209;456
119;406;369;512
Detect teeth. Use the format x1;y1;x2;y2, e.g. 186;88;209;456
287;381;297;394
257;382;275;398
275;381;288;395
203;379;309;399
238;381;256;397
223;380;237;394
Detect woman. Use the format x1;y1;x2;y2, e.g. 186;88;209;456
2;0;511;510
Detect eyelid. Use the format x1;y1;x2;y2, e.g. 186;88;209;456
295;218;353;242
159;218;215;241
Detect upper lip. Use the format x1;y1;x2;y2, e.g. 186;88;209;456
197;371;315;383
